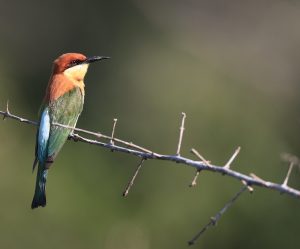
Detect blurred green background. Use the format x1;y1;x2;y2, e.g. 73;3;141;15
0;0;300;248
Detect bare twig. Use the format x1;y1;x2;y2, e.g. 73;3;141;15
176;112;186;156
190;170;201;187
282;162;294;187
123;158;145;197
1;108;300;199
188;186;248;246
224;146;241;169
110;118;118;145
190;148;211;166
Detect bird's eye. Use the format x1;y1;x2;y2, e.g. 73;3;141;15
70;59;81;65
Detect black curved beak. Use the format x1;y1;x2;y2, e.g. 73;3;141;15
85;56;110;64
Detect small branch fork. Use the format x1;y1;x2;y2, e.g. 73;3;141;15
1;103;300;245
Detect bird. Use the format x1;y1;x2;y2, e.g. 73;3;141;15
31;53;109;209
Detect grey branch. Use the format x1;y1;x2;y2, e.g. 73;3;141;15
1;105;300;200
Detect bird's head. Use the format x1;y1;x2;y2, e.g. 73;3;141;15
52;53;109;81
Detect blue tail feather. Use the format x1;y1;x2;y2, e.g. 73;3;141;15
31;165;48;209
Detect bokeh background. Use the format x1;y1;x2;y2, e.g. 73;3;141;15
0;0;300;248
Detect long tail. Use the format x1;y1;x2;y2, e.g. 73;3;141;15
31;164;48;209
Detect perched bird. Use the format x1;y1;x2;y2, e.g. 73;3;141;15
31;53;109;209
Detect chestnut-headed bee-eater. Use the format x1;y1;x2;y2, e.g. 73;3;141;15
31;53;109;209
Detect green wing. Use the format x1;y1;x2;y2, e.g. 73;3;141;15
47;87;84;162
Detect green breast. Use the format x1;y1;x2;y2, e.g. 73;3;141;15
47;87;84;160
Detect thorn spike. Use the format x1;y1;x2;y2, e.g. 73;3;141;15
224;146;241;169
176;112;187;156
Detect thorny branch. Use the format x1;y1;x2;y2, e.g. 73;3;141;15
1;103;300;245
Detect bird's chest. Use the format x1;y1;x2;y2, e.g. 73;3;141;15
49;87;84;122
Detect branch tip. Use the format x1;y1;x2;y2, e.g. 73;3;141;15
189;170;201;187
241;180;254;193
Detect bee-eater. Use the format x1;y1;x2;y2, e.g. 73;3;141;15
31;53;109;209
